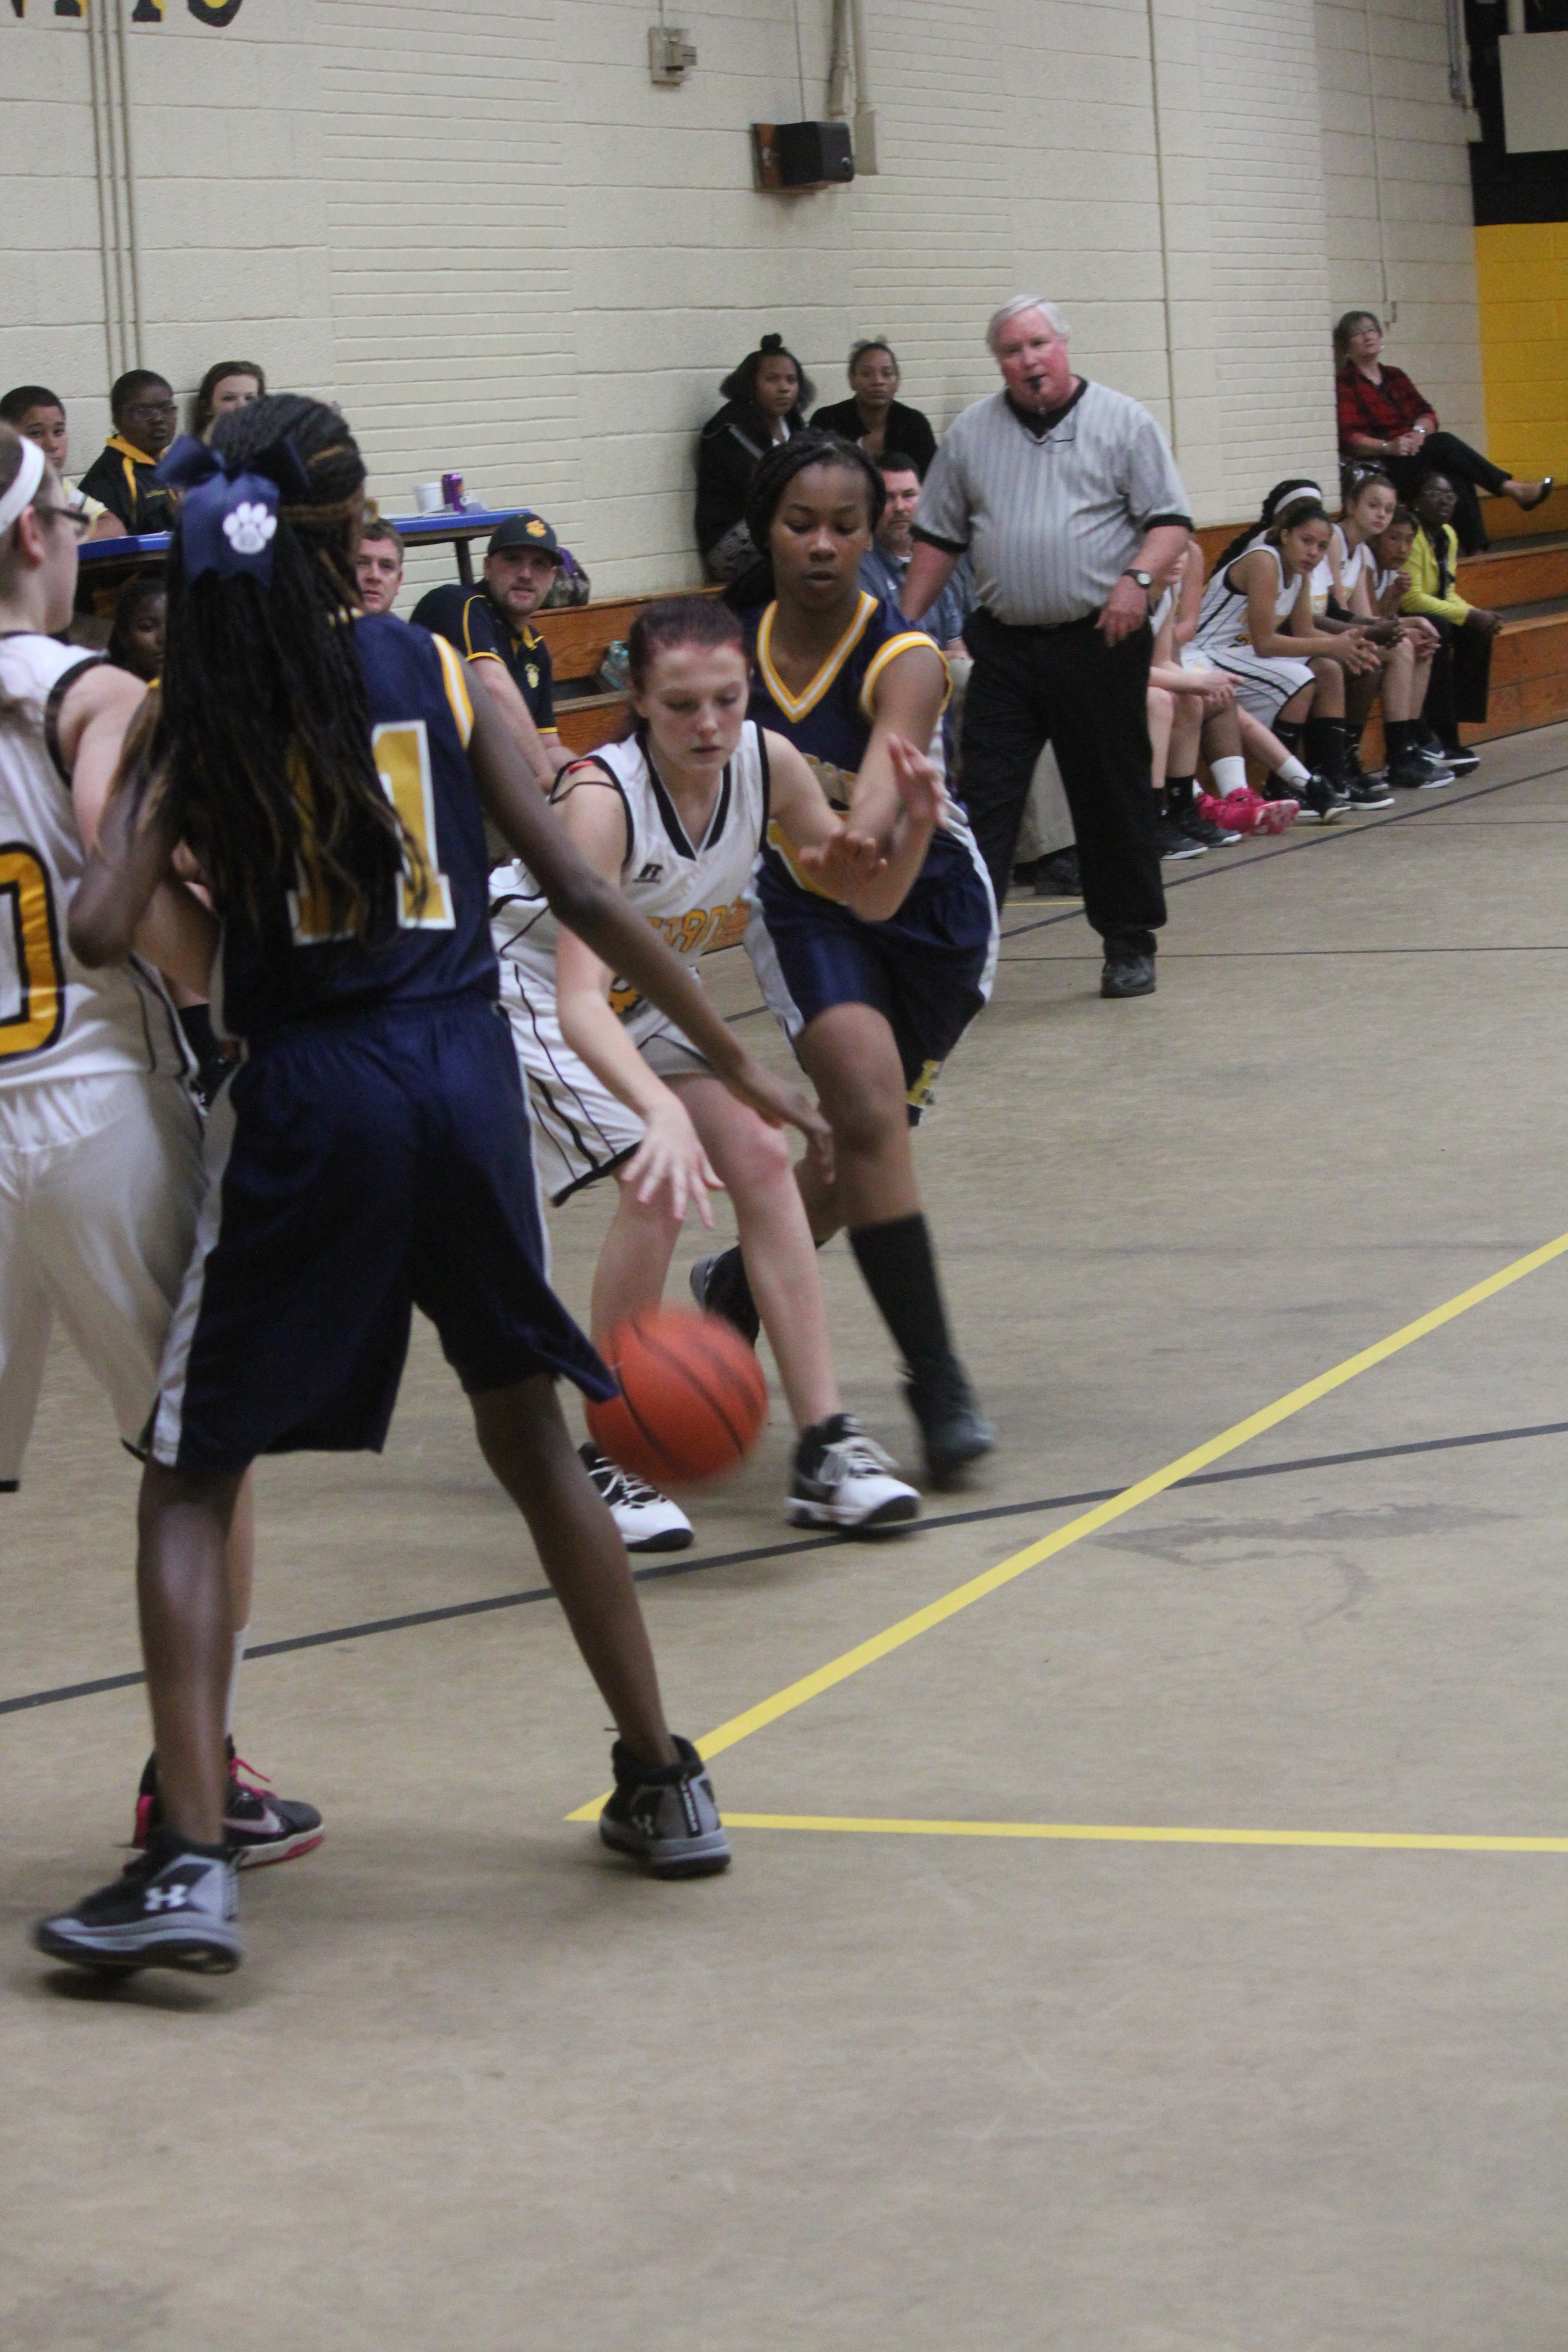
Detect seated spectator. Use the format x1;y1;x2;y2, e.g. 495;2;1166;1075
105;574;166;683
0;383;120;538
190;358;266;442
1393;473;1502;771
355;515;404;613
1324;467;1448;791
76;369;179;534
1335;310;1548;554
695;333;812;582
1188;497;1383;813
860;452;972;649
411;512;571;783
1364;504;1451;784
812;339;937;477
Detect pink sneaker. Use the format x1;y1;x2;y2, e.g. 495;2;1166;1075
1198;788;1296;837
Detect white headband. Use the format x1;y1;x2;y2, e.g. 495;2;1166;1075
0;437;46;534
1273;483;1323;520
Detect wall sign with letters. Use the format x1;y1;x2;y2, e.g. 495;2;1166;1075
8;2;246;22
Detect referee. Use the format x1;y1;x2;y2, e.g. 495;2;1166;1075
902;298;1191;997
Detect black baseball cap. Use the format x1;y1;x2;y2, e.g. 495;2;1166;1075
486;511;562;560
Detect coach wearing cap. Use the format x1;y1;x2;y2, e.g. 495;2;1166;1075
412;511;571;783
902;298;1191;998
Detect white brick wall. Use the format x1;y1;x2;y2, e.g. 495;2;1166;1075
0;0;1491;583
1315;0;1485;449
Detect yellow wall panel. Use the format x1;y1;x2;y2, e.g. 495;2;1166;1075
1475;225;1568;473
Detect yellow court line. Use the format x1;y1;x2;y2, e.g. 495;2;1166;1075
721;1813;1568;1854
568;1229;1568;1821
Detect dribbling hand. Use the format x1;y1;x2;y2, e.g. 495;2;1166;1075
626;1096;725;1227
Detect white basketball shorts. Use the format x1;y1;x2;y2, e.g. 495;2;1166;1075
0;1071;203;1486
497;962;709;1206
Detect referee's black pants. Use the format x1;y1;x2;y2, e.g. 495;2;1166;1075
960;608;1166;963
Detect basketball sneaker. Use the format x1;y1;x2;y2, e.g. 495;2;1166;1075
133;1738;324;1869
35;1828;240;1976
579;1441;693;1552
788;1413;921;1531
905;1360;994;1487
689;1247;760;1346
598;1734;731;1877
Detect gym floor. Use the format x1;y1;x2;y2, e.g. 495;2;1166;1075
4;729;1567;2351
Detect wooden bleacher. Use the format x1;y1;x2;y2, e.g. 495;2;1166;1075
540;488;1568;760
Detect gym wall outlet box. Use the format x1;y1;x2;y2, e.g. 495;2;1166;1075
648;25;696;84
751;120;856;189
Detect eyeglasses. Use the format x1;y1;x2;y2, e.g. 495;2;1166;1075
124;400;176;420
32;503;92;539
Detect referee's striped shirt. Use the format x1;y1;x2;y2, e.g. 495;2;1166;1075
914;382;1191;629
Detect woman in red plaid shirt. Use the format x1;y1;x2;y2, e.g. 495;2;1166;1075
1334;310;1549;553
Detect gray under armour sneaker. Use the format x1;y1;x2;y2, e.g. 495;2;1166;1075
598;1734;731;1878
34;1828;240;1975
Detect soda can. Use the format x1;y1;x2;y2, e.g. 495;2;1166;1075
441;471;464;510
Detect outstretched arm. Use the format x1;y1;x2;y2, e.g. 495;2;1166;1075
767;729;940;922
466;677;828;1159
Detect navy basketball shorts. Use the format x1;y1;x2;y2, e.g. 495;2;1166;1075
149;992;615;1478
746;835;999;1121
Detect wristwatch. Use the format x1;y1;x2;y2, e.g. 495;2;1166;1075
1122;568;1153;591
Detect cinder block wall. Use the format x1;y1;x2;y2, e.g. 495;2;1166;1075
1;0;1485;592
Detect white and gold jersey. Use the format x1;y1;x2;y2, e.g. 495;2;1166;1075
490;720;768;1039
0;635;189;1095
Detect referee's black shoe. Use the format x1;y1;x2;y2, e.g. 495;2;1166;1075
1101;953;1156;998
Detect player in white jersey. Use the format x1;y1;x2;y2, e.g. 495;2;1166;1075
1190;497;1381;814
1328;469;1450;792
493;595;936;1536
0;423;322;1866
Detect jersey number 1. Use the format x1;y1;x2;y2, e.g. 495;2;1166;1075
290;721;456;944
0;844;66;1064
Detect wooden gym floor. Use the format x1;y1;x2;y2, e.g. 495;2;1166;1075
4;727;1568;2351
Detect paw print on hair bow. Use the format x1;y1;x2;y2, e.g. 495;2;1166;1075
222;502;278;558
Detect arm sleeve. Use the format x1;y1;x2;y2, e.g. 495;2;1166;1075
456;594;505;663
1124;410;1191;531
913;438;972;550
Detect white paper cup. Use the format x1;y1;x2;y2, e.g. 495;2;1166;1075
413;482;443;514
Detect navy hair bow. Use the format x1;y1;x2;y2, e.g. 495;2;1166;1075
156;434;312;583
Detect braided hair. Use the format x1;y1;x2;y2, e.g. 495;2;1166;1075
139;392;414;938
725;430;886;612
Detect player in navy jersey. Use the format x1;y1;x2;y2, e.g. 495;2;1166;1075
34;396;828;1978
699;433;999;1486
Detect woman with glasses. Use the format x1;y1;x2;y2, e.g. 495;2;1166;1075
77;369;181;535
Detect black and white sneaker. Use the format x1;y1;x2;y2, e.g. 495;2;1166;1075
1343;772;1395;809
1387;749;1451;791
579;1442;693;1553
689;1247;760;1346
1157;812;1205;860
35;1828;240;1975
134;1737;324;1870
599;1734;731;1877
1177;808;1240;848
1441;745;1480;774
1277;771;1343;825
788;1413;920;1532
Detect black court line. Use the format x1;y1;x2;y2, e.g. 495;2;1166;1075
6;1416;1566;1721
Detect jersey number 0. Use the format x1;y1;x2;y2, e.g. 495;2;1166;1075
290;721;456;944
0;843;67;1063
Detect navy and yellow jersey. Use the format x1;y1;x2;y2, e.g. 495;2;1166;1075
411;583;557;736
213;614;500;1044
75;436;174;536
744;590;978;897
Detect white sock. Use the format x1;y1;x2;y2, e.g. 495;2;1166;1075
1210;755;1248;799
225;1625;248;1741
1272;753;1310;786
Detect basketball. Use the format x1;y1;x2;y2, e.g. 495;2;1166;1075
586;1305;769;1487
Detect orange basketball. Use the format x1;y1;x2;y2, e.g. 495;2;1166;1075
586;1305;769;1487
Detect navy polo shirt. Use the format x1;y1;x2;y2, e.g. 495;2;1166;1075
411;583;557;735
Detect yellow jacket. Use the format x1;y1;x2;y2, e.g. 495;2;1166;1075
1400;522;1469;625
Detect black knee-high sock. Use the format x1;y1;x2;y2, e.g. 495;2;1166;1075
1274;718;1304;757
848;1213;957;1381
1384;718;1417;758
1166;774;1196;813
